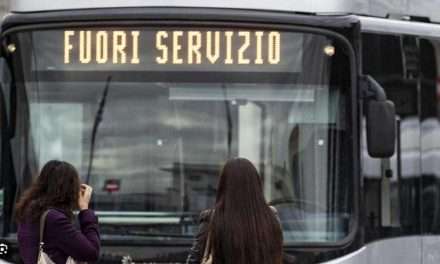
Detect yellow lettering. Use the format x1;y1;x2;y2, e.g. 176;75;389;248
156;31;168;64
61;30;283;66
188;31;202;64
64;31;75;64
173;31;183;64
225;31;233;64
206;31;220;64
255;31;264;64
96;31;108;64
113;31;127;64
268;31;281;64
131;31;140;64
238;31;250;64
79;31;92;64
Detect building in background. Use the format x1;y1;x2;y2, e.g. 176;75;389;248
0;0;9;18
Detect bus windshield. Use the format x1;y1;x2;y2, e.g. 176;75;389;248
8;26;353;243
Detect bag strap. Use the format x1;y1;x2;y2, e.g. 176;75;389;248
202;211;214;262
39;210;50;246
202;232;211;260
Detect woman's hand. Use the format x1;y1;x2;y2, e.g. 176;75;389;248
79;184;93;210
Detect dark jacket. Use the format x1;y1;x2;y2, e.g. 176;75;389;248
186;210;211;264
17;208;100;264
186;207;283;264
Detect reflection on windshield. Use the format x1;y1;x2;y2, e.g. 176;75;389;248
23;82;349;241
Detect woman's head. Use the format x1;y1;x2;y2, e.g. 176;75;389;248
216;157;266;208
16;160;81;222
208;158;283;264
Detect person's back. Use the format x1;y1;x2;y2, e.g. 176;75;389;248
16;160;100;264
186;158;283;264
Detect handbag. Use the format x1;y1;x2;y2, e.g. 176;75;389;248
201;233;213;264
37;210;86;264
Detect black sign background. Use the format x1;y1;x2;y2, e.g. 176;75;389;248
30;28;304;73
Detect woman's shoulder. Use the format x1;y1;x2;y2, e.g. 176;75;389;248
45;208;71;224
199;209;214;223
37;209;74;241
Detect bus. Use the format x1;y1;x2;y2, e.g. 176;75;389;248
0;0;438;263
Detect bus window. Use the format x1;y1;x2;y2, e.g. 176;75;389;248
363;33;419;239
362;33;440;239
419;38;440;234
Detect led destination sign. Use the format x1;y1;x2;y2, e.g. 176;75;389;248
33;28;303;72
65;30;281;65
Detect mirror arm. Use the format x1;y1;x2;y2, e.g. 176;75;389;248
360;75;387;101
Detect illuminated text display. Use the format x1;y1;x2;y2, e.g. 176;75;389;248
35;28;302;72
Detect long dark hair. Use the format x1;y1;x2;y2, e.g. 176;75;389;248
207;158;283;264
16;160;81;222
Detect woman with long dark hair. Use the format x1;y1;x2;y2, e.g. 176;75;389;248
16;160;100;264
186;157;283;264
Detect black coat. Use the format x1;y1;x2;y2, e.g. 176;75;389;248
186;210;211;264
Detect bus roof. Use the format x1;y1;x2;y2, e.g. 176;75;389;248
8;0;440;23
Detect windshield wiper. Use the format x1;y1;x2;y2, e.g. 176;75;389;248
85;76;111;184
222;84;232;156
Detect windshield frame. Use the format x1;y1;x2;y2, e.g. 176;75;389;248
2;19;359;249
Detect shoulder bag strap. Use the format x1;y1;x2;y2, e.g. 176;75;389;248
201;232;213;264
39;210;51;246
202;232;210;258
202;211;214;263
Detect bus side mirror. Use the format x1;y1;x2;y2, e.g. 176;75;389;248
366;100;396;157
362;75;396;158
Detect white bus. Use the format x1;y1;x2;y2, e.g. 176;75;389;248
0;0;439;263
